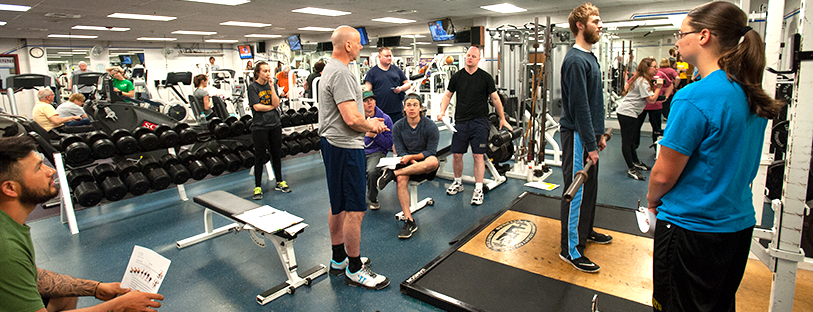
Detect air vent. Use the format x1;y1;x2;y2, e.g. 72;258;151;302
44;12;82;19
387;9;417;14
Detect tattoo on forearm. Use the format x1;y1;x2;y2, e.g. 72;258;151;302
37;268;97;297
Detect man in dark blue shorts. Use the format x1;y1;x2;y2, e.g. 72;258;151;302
437;46;511;205
318;26;390;290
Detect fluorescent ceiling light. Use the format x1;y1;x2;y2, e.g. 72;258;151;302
245;34;281;38
72;25;129;31
184;0;249;5
481;3;527;13
437;44;453;47
205;39;238;43
0;21;5;26
372;17;416;24
172;30;217;35
72;49;88;52
395;46;412;49
401;34;426;38
602;19;672;28
411;42;430;45
298;26;335;32
48;34;98;39
137;37;177;41
0;4;30;12
220;21;271;27
57;52;73;55
292;7;350;17
108;13;176;21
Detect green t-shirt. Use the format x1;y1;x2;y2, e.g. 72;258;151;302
113;78;134;93
0;210;43;312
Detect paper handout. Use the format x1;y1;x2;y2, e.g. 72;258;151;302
121;246;171;294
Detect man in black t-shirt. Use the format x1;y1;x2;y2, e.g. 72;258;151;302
436;46;511;205
304;61;325;99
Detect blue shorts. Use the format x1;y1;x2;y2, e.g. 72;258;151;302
451;117;490;154
321;138;367;215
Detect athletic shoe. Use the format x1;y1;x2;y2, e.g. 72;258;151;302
275;181;291;193
559;254;600;273
633;161;651;171
345;265;390;290
252;187;263;200
471;188;484;205
369;200;380;210
398;219;418;239
376;168;396;190
588;231;613;244
446;181;464;195
329;257;371;276
627;169;646;181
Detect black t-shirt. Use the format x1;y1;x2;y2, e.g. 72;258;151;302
447;68;497;121
248;81;281;129
305;72;321;98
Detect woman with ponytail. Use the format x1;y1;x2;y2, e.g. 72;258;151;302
646;2;783;311
248;61;291;200
617;57;663;180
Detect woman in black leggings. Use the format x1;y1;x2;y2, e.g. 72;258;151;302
618;57;663;180
248;61;290;200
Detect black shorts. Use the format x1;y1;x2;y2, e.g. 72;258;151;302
395;162;437;182
451;117;490;154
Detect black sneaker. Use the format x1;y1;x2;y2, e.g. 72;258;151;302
627;168;646;181
398;219;417;239
376;168;396;190
559;254;600;273
588;231;613;244
633;161;651;171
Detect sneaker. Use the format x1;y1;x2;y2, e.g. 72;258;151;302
587;231;613;244
376;168;396;190
633;161;651;171
627;168;646;181
275;181;292;193
471;188;484;205
446;181;464;195
252;187;263;200
559;254;600;273
329;257;371;276
345;265;390;290
369;200;380;210
398;219;418;239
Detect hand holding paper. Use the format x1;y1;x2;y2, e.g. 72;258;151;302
442;116;456;132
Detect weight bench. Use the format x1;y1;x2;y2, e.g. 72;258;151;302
394;177;436;221
175;190;327;305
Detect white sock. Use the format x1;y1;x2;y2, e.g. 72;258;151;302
454;177;462;184
475;183;483;191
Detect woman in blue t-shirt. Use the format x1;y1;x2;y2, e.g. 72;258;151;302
617;57;662;180
647;2;783;311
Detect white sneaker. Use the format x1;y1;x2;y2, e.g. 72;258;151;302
329;257;370;276
471;188;484;205
345;265;390;290
446;181;464;195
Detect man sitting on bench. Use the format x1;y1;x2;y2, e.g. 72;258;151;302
376;93;439;239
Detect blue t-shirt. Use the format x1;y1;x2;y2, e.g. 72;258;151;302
657;69;768;233
364;65;407;115
392;116;439;158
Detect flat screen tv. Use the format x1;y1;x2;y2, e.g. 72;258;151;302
377;36;401;47
428;18;455;41
317;41;333;52
238;45;253;59
356;27;369;45
287;34;302;51
119;55;132;65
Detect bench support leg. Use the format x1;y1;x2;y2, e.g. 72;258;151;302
256;234;327;305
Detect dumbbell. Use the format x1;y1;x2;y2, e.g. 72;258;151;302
111;129;139;155
225;116;245;137
286;109;304;126
207;117;230;139
282;133;301;155
154;125;180;148
214;144;243;172
232;142;255;168
280;112;292;128
195;147;226;176
308;129;321;151
489;128;523;147
174;123;198;145
159;154;191;185
85;131;116;159
240;115;253;134
302;107;317;124
138;155;172;190
308;106;318;123
178;150;209;180
133;127;160;151
60;134;91;163
65;168;103;207
115;159;150;196
293;131;312;153
91;164;128;201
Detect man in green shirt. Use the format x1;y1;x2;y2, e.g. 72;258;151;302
106;67;135;99
0;136;163;312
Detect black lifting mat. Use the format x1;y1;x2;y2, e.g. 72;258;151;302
400;192;652;312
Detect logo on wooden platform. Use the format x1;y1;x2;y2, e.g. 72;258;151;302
485;219;537;252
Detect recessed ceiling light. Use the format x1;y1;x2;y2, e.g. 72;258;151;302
372;17;416;24
172;30;217;35
72;25;130;31
108;13;176;21
137;37;177;41
292;7;351;17
0;21;6;26
184;0;249;5
401;34;426;38
437;43;453;46
220;21;271;27
298;26;335;32
245;34;281;38
48;34;98;39
0;4;30;12
480;3;527;13
205;39;239;43
411;42;430;45
395;46;412;49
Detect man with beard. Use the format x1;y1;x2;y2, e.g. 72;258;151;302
0;136;164;311
364;47;411;124
558;2;612;274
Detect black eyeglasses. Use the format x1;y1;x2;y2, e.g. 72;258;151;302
674;30;701;40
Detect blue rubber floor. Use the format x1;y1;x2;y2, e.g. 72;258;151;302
28;128;657;311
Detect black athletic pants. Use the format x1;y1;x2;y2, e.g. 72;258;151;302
639;109;662;140
559;128;599;260
618;113;643;169
252;126;283;187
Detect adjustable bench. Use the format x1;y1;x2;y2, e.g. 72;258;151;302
175;190;327;305
394;178;436;221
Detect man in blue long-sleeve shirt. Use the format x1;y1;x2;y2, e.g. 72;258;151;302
375;94;439;239
363;91;394;210
558;3;612;274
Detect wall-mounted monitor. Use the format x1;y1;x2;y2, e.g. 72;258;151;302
377;36;401;47
287;34;302;51
237;45;253;59
316;41;333;52
356;27;369;45
119;55;132;65
428;18;455;41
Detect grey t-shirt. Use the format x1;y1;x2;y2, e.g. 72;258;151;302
248;81;281;129
617;77;654;118
72;70;94;93
317;58;364;149
55;101;85;118
192;88;212;116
